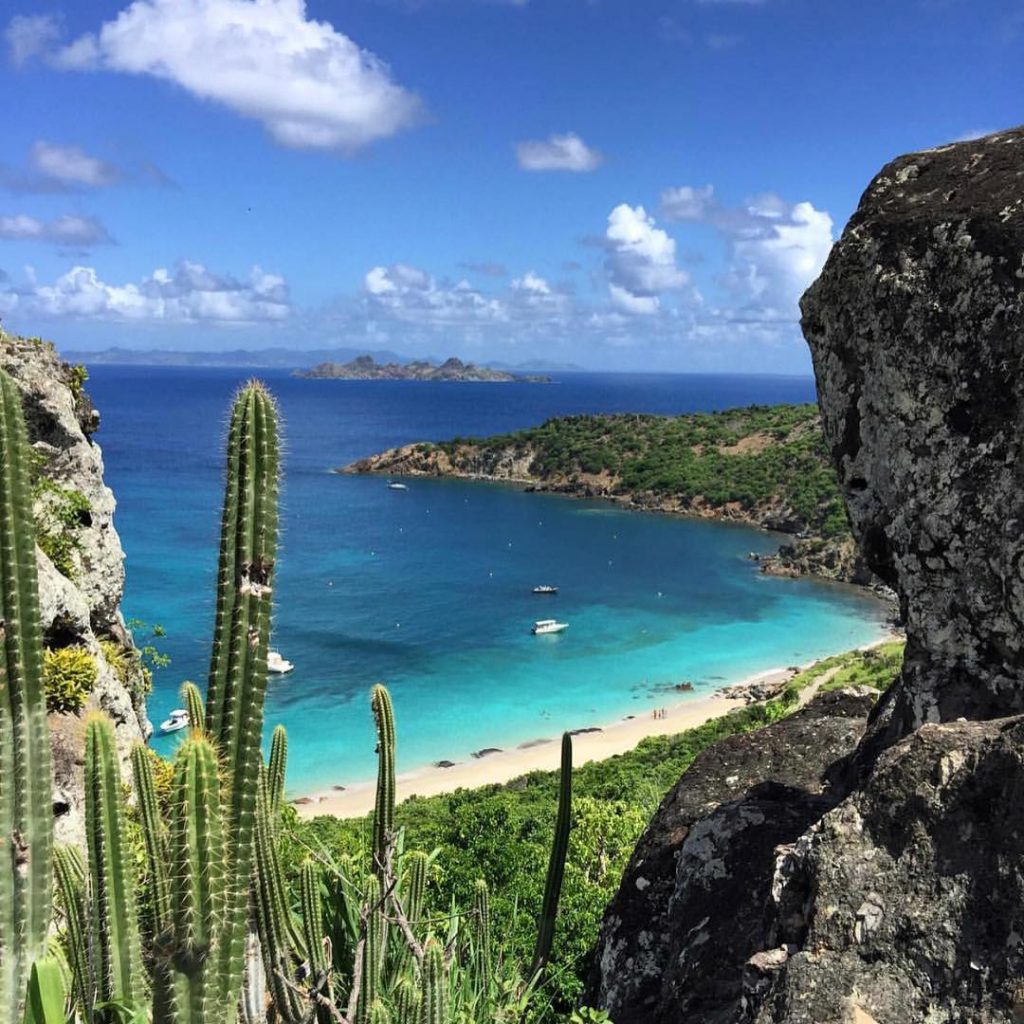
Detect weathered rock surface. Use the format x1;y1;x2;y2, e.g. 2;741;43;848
588;689;877;1024
1;330;150;844
802;126;1024;741
590;128;1024;1023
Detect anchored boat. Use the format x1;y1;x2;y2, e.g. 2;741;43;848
532;619;568;635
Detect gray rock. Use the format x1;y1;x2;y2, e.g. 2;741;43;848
587;690;876;1023
1;331;151;845
801;126;1024;743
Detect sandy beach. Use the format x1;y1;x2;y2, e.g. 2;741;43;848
294;664;793;820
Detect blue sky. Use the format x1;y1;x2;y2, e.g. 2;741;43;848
0;0;1020;371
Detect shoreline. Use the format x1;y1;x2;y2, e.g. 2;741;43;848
294;632;897;820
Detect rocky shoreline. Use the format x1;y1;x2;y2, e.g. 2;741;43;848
341;440;893;600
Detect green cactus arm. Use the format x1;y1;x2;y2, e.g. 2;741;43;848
393;976;419;1024
267;724;287;820
368;1000;391;1024
130;744;171;935
181;682;205;732
419;938;446;1024
472;879;492;1003
53;845;93;1024
370;686;396;879
0;368;54;1022
356;875;386;1024
401;852;428;934
300;861;328;976
202;382;280;1018
83;715;146;1017
528;732;573;983
163;732;226;1024
252;774;305;1024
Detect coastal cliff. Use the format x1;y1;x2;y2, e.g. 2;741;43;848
0;329;150;845
344;405;878;588
588;128;1024;1022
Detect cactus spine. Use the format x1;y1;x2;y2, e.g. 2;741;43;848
472;879;491;1000
371;685;396;879
83;715;145;1019
528;732;572;983
357;874;386;1024
402;852;428;934
419;939;446;1024
393;976;419;1024
267;724;287;820
202;382;280;1019
0;368;53;1022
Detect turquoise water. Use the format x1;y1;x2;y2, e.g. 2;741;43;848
85;367;889;794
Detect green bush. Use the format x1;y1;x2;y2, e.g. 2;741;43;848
32;478;91;580
43;646;98;713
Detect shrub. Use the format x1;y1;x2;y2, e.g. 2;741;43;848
43;645;98;713
33;479;91;580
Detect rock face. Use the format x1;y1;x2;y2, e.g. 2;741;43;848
588;689;876;1024
589;128;1024;1023
0;331;150;844
802;126;1024;742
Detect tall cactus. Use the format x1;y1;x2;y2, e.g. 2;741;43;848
402;852;428;933
528;732;572;983
0;368;53;1022
419;939;446;1024
203;381;280;1019
356;874;386;1024
267;724;287;821
83;715;145;1020
182;681;205;733
370;685;395;879
131;744;170;935
53;846;91;1023
472;879;492;1002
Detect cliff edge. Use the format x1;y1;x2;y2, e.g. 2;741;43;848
588;127;1024;1023
0;329;151;845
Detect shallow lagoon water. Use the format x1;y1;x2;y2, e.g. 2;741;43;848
85;367;889;794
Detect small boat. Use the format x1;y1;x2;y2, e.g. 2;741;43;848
268;650;294;674
532;619;569;635
387;481;408;491
532;585;559;595
159;709;190;734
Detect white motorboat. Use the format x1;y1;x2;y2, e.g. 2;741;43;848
532;619;569;635
159;709;190;734
532;585;559;595
268;650;294;674
387;481;408;490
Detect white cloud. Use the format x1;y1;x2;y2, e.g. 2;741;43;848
51;0;421;152
5;13;61;66
516;133;603;172
0;214;113;246
0;260;290;323
30;141;120;187
661;184;833;314
603;204;689;315
661;184;716;221
363;264;505;325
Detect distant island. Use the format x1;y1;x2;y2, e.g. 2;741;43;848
296;355;552;383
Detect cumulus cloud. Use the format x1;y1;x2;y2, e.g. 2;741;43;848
5;13;61;66
363;264;504;324
661;184;833;314
30;141;120;187
516;133;603;172
0;214;113;246
49;0;421;152
603;204;689;315
0;260;290;323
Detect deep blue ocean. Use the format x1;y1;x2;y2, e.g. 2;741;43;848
85;367;889;795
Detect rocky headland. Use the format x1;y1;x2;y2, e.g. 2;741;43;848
586;127;1024;1023
297;354;550;383
344;404;881;590
0;329;151;846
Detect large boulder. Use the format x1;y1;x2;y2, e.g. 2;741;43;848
587;689;876;1023
801;126;1024;742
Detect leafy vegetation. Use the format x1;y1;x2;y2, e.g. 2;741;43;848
42;645;98;713
288;640;904;1015
31;476;91;580
436;404;849;537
